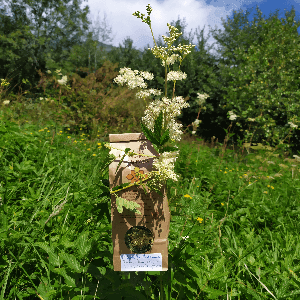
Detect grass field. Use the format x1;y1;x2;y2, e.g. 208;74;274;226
1;88;300;299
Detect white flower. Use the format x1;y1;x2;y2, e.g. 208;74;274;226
135;88;162;100
293;155;300;162
57;75;68;86
141;96;190;142
193;119;201;126
288;121;298;129
161;54;181;67
113;68;152;90
167;70;187;81
55;69;62;76
2;100;10;105
195;93;209;106
228;111;238;121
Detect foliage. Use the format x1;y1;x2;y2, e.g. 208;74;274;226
0;59;155;140
207;4;300;152
0;0;93;97
102;6;300;153
0;1;42;98
61;8;117;78
1;40;300;300
0;107;300;299
103;37;145;71
221;9;300;156
1;5;300;297
65;32;108;76
3;2;300;153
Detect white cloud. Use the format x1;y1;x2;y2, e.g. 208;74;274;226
82;0;240;58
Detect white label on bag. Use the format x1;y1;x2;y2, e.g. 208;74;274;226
120;253;162;271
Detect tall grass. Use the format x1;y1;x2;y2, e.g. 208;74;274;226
0;64;300;299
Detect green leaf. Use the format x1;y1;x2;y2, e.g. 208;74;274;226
114;147;132;175
116;196;142;215
153;110;164;141
159;126;171;146
152;143;162;155
52;267;76;287
111;182;133;193
59;251;83;273
208;256;227;280
140;120;160;146
202;286;228;298
159;145;180;154
141;118;174;156
33;242;62;267
59;235;75;249
75;231;92;259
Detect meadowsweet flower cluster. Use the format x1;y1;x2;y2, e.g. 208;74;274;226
109;4;209;195
147;149;181;188
141;96;190;142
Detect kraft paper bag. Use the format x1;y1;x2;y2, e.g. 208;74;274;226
108;133;170;271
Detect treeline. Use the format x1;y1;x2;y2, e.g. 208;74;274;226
1;1;300;152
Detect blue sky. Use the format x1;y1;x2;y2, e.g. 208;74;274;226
1;0;300;68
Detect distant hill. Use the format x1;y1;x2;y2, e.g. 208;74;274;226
92;40;145;61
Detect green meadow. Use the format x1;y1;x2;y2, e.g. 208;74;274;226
1;65;300;299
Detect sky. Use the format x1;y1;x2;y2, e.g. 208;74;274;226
1;0;300;69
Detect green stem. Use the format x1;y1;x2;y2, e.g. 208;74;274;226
160;272;163;300
161;61;169;136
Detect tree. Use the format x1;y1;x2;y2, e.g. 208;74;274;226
0;3;14;23
60;9;117;77
207;5;300;92
222;10;300;152
84;10;117;72
203;5;300;147
206;6;269;95
26;0;92;75
0;1;41;97
0;0;94;96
